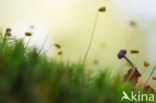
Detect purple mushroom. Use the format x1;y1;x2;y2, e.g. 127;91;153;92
117;49;134;68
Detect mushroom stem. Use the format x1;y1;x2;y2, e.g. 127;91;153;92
123;55;135;83
123;56;134;67
117;49;136;83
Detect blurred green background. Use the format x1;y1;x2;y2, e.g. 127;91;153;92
0;0;156;86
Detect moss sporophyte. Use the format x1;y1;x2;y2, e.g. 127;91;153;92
83;6;106;64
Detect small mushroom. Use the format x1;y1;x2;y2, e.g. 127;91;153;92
117;49;134;67
118;49;136;83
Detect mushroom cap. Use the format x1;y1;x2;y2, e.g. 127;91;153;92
117;49;127;59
